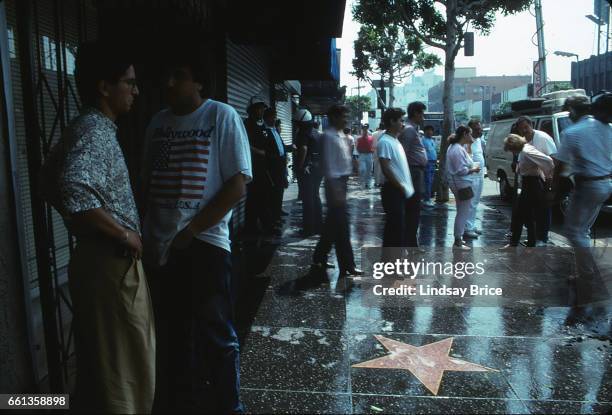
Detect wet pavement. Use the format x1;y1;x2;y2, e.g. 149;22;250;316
235;178;612;414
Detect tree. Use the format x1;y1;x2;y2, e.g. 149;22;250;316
351;22;440;108
354;0;531;201
345;95;372;123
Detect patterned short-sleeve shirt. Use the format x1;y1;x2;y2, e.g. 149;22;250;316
44;107;140;233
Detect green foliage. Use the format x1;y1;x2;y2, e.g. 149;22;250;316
351;9;440;104
345;95;372;121
354;0;532;52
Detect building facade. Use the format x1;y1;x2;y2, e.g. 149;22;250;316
0;0;344;393
571;52;612;95
428;73;532;112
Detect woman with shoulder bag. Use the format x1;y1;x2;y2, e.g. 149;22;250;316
445;126;481;250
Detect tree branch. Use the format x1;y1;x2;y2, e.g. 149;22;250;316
394;1;446;49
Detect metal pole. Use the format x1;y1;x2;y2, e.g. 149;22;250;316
534;0;548;95
0;0;39;388
606;6;610;89
15;0;64;393
598;18;602;57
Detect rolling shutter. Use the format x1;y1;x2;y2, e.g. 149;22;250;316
226;37;270;235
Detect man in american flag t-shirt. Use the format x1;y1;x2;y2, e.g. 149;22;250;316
141;59;251;413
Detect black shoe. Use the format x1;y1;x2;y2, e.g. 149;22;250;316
281;210;289;216
339;268;364;276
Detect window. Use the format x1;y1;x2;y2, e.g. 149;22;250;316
539;119;553;138
7;27;16;58
42;36;57;71
65;46;76;75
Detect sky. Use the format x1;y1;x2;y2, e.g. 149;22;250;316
338;0;601;95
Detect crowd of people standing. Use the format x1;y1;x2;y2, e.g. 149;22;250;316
35;36;610;414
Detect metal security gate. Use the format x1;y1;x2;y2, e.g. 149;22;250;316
6;0;97;392
226;37;271;235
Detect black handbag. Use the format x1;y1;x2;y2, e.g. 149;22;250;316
452;176;474;201
456;186;474;201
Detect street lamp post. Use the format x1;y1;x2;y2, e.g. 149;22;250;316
554;50;579;63
586;14;606;55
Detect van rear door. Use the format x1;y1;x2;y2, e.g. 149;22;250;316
485;119;516;186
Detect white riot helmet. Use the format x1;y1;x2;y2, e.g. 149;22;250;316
293;108;312;122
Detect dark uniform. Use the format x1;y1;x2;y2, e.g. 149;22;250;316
264;124;289;222
296;125;323;236
245;117;274;234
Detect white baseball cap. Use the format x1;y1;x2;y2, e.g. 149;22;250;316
249;95;268;108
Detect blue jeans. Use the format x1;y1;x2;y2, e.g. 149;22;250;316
423;160;436;201
565;179;612;248
163;240;243;413
359;153;374;188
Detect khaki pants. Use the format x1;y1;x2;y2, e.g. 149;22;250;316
68;237;155;414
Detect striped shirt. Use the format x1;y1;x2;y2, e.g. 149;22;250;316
142;99;252;265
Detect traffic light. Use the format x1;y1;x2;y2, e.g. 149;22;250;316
464;32;474;56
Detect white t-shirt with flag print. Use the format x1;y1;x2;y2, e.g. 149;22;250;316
142;99;252;266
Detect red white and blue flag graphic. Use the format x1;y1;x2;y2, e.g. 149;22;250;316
150;136;210;201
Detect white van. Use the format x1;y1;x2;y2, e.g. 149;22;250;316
485;111;572;199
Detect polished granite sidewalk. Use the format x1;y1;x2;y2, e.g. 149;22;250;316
236;179;612;414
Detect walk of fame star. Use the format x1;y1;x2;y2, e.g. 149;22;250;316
352;335;498;395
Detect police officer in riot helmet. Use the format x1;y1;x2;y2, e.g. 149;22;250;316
293;108;324;237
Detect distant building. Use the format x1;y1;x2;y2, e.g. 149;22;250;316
365;70;442;128
571;52;612;95
428;72;531;112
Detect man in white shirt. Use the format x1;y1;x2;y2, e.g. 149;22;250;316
377;108;415;247
516;116;557;245
141;58;251;413
372;125;386;186
464;119;485;238
309;105;363;278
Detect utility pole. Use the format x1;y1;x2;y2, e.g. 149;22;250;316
534;0;548;95
606;5;610;89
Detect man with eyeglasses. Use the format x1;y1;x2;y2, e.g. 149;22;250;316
40;41;155;413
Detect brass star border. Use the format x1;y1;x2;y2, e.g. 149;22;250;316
353;335;498;395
